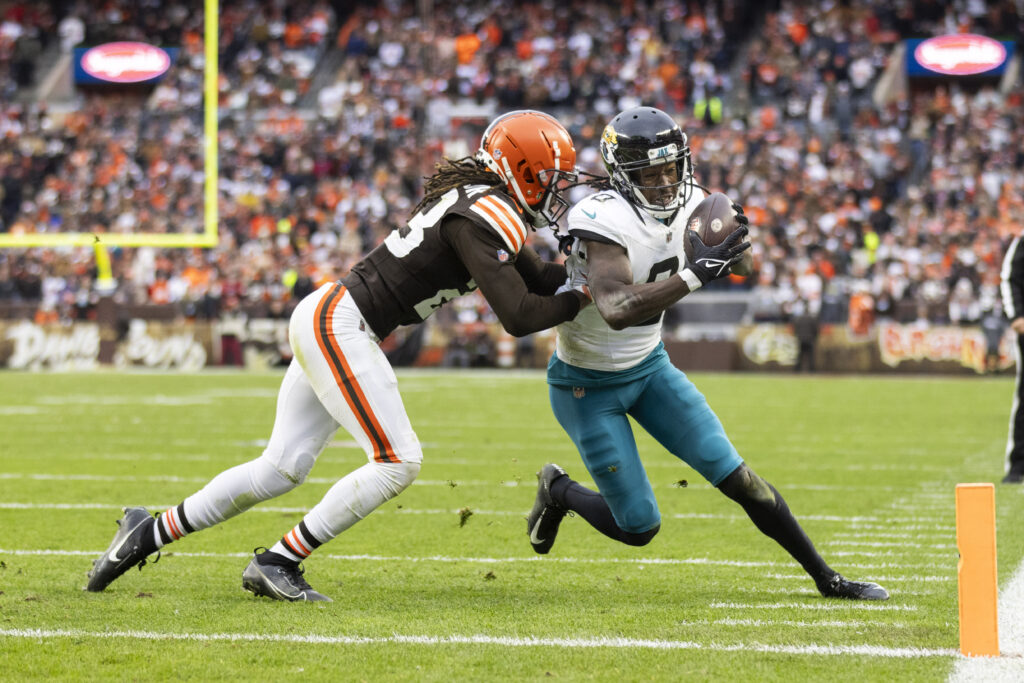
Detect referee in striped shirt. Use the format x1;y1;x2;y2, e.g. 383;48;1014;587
1001;234;1024;483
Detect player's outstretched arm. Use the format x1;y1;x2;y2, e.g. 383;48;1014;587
451;219;588;336
514;245;568;295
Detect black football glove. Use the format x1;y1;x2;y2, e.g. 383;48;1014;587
731;202;750;225
680;225;751;291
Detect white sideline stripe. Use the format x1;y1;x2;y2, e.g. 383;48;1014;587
0;548;929;572
710;602;917;612
0;628;954;658
949;555;1024;682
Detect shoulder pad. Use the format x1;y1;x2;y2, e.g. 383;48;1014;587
568;191;634;247
466;192;529;253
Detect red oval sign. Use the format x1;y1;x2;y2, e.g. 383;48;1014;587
81;42;172;83
914;34;1006;76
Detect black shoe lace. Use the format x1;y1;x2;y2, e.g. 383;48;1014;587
137;550;160;571
252;546;315;593
285;564;315;592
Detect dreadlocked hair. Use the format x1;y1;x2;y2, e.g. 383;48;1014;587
412;156;505;216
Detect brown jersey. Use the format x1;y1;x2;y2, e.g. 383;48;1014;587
342;184;581;339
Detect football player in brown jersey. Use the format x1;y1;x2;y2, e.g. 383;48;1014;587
87;111;591;601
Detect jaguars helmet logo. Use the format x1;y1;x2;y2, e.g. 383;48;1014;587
601;125;618;146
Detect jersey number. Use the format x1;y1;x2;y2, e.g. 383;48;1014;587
634;256;679;327
384;189;459;258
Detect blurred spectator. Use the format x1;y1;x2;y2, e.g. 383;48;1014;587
0;0;1021;340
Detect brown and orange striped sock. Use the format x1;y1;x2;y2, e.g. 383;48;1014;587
268;521;324;563
153;503;195;549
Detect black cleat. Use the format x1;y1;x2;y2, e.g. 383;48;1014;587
526;463;568;555
86;506;158;592
1002;470;1023;484
242;549;332;602
817;573;889;601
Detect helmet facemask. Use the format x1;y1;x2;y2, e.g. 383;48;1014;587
476;110;578;229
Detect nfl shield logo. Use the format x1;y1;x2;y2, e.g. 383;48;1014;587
573;386;585;399
497;249;510;262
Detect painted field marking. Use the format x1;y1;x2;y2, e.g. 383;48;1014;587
678;618;909;628
0;547;932;572
0;473;518;488
0;472;918;494
709;601;918;612
0;501;951;529
825;540;956;550
765;573;951;583
0;627;955;658
735;585;937;598
829;551;950;560
949;556;1024;681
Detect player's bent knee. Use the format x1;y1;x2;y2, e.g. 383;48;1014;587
375;460;421;496
618;497;660;537
622;523;660;546
718;463;775;505
260;437;323;485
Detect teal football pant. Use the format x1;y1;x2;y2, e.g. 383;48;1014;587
549;364;743;534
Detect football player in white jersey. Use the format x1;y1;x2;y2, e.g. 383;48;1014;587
528;106;889;600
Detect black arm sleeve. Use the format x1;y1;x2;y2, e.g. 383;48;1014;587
447;218;582;337
514;246;567;296
1003;237;1024;320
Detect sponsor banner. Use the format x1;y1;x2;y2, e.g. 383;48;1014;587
906;35;1013;77
878;323;1013;374
113;320;211;371
735;323;1014;374
73;42;179;85
0;320;211;371
2;321;101;371
737;324;799;368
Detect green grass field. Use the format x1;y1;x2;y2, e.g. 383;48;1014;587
1;370;1021;681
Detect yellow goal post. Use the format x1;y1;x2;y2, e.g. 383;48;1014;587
0;0;219;248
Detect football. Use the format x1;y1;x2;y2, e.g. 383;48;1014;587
684;192;752;276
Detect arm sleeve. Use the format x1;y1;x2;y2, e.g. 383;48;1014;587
446;217;582;337
514;246;568;295
1001;237;1024;319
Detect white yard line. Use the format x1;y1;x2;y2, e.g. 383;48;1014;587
0;472;916;493
0;473;517;488
678;618;909;628
709;601;917;612
949;555;1024;682
824;540;956;550
0;547;932;573
0;501;954;529
0;627;954;658
765;573;951;583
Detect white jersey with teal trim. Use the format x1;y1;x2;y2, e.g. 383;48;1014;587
555;188;703;371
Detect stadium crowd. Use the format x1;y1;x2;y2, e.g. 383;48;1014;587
1;0;1023;337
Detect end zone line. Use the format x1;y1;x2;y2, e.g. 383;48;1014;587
0;628;954;658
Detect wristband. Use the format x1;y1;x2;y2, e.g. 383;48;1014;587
678;268;702;292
